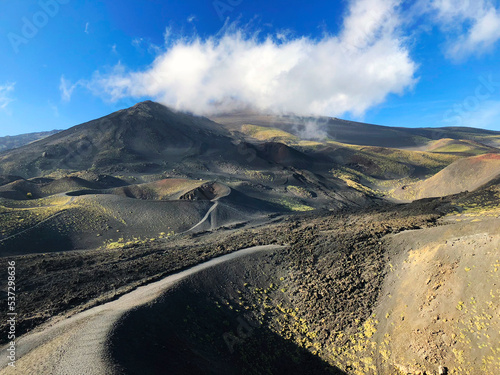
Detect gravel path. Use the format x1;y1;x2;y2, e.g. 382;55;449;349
0;245;285;375
183;184;231;233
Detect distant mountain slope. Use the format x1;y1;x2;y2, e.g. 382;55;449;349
212;113;500;148
426;138;499;156
0;130;60;152
2;101;498;206
0;101;251;178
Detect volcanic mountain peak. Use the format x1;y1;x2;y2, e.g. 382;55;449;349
60;100;229;138
112;101;223;129
0;102;236;178
126;100;180;115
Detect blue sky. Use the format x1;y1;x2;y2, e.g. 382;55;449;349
0;0;500;137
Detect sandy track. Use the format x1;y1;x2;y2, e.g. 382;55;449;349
184;200;220;232
0;245;285;375
183;184;231;233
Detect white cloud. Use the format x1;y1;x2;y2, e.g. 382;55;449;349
131;37;162;55
85;0;417;117
427;0;479;21
187;15;196;23
340;0;400;52
132;38;143;48
59;76;82;102
423;0;500;59
84;22;89;34
0;83;15;110
454;8;500;56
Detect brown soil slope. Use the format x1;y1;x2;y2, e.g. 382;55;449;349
372;218;500;374
406;154;500;199
99;179;209;200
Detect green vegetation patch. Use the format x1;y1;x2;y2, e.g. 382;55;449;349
244;170;275;182
429;139;498;156
241;124;299;143
271;197;315;212
286;185;313;198
448;185;500;218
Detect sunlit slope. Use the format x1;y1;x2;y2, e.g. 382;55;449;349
427;138;499;156
371;219;500;374
212;113;500;148
398;154;500;200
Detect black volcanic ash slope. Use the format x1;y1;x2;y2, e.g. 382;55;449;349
0;101;249;178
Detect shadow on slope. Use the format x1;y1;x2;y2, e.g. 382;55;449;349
0;175;128;200
186;188;289;233
66;179;227;201
108;250;344;375
0;196;213;256
0;182;285;255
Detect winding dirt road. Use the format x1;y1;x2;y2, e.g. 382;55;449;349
0;245;285;375
183;184;231;233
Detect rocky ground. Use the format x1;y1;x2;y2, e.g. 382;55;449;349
0;196;451;372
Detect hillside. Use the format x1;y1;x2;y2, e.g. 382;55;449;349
0;102;241;178
1;102;499;255
1;102;500;255
0;130;60;152
212;112;500;148
426;138;499;156
1;101;500;375
397;153;500;200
